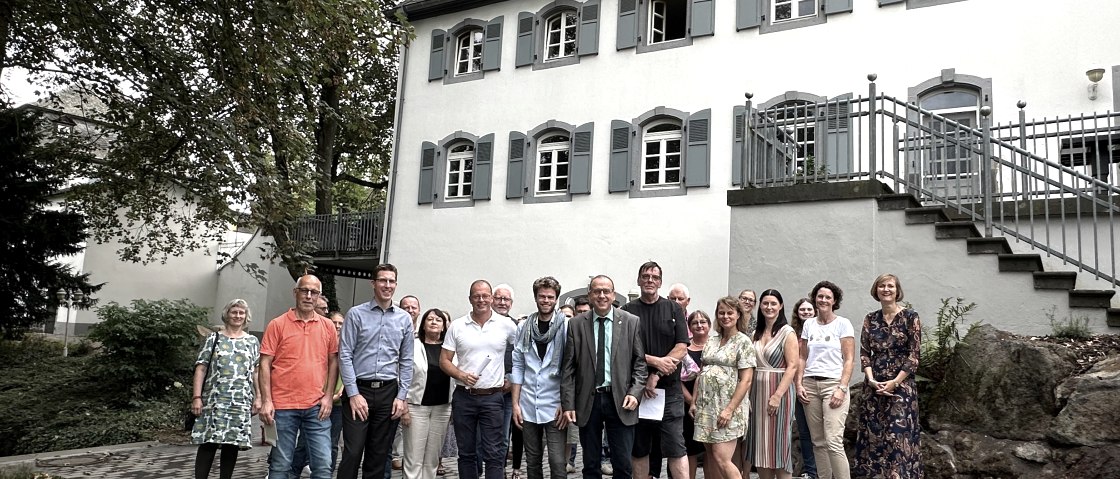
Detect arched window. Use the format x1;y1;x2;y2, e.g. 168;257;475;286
544;11;579;61
446;142;475;199
455;29;484;76
537;134;571;193
920;89;980;178
642;121;683;187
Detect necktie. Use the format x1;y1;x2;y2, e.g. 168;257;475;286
596;317;607;386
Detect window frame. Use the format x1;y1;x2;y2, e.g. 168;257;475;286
640;121;684;190
758;0;825;33
522;121;579;204
521;1;599;71
906;69;994;199
430;131;489;209
440;17;502;85
444;142;476;200
535;134;572;195
453;29;485;77
636;0;693;53
543;10;579;62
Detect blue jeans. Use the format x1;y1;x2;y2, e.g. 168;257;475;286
271;406;334;479
579;391;634;479
290;404;344;477
453;388;505;479
795;401;818;478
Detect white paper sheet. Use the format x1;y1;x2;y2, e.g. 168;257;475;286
638;389;665;420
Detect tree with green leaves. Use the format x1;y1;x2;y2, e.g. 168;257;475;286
2;0;410;279
0;107;101;338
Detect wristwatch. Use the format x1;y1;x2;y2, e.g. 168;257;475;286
837;385;849;394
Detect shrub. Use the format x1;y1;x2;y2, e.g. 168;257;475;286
87;299;209;405
1046;306;1092;340
918;297;979;385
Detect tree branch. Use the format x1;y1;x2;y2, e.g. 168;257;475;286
335;172;387;190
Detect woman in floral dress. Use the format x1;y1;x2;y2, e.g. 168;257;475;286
191;299;261;479
691;297;756;479
854;274;922;479
745;289;799;479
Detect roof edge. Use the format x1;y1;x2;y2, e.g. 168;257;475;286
393;0;508;22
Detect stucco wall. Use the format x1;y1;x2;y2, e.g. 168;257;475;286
728;197;1115;337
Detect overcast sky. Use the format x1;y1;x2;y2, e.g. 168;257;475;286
2;68;41;106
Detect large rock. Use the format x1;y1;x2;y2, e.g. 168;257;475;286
1049;356;1120;445
1060;445;1120;479
926;325;1077;441
921;430;1061;478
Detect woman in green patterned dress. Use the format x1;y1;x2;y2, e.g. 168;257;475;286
191;299;261;479
691;296;756;479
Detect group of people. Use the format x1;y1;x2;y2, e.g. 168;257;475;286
187;261;924;479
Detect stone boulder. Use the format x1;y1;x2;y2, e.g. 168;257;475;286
1061;445;1120;479
1049;356;1120;445
926;325;1078;441
921;430;1062;478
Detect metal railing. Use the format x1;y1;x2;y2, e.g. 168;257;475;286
293;211;383;258
741;77;1120;286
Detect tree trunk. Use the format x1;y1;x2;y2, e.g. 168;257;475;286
314;78;341;215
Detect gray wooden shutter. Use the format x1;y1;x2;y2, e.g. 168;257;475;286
818;94;854;175
483;17;503;72
824;0;853;14
691;0;715;38
515;13;535;67
732;106;746;186
578;1;601;56
736;0;761;30
507;132;526;199
473;134;494;200
418;142;436;204
570;122;594;194
878;0;905;5
685;109;711;188
608;120;631;192
616;0;638;50
428;30;446;81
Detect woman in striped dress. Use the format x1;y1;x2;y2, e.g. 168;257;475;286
745;289;799;479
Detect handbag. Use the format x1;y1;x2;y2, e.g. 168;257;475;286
184;332;220;431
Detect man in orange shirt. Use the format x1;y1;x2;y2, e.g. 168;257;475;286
260;275;340;479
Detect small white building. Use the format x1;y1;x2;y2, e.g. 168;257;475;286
373;0;1120;334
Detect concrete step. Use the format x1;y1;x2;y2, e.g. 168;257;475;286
1108;309;1120;328
967;237;1012;254
935;221;981;239
905;207;950;225
1033;271;1078;290
1068;290;1117;308
878;193;921;211
998;254;1044;272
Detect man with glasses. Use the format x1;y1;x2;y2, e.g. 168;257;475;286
441;280;518;479
260;275;340;479
491;285;520;475
623;262;689;479
562;275;646;479
337;264;415;479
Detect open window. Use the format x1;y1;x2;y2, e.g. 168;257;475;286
617;0;713;53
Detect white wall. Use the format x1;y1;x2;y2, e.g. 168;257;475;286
729;197;1116;337
384;0;1119;324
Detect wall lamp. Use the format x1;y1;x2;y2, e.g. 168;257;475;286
1087;68;1105;100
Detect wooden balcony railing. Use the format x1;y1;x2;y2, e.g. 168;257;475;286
294;211;382;258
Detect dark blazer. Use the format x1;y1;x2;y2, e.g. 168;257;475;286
561;307;647;427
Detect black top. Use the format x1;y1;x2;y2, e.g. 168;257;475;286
422;342;451;406
535;319;551;359
682;348;703;394
622;297;689;391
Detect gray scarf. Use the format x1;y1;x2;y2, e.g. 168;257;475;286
520;310;564;366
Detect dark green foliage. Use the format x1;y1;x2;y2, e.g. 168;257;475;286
918;297;979;386
0;337;183;456
0;108;102;338
86;299;209;403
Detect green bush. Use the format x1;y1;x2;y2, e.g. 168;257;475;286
87;299;209;405
918;297;979;386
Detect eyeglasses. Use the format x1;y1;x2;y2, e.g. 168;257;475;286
470;294;492;301
639;274;662;282
295;288;322;297
739;297;756;303
590;288;613;296
493;297;512;303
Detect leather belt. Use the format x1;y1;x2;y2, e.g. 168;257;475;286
595;386;612;394
357;378;397;389
459;385;502;396
805;376;833;381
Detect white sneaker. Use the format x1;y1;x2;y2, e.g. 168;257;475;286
601;463;613;475
302;465;311;477
566;464;576;473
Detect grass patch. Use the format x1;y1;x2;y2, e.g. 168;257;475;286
1046;306;1092;340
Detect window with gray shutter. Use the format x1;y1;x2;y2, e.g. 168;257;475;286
819;94;854;175
608;120;631;192
419;142;436;204
691;0;715;37
578;1;601;56
878;0;905;4
473;134;494;200
617;0;638;50
824;0;853;14
507;132;527;198
685;109;710;188
515;13;535;67
736;0;761;30
570;122;594;194
482;17;503;72
429;30;446;81
732;106;746;186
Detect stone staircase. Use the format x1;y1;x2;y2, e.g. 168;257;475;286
877;193;1120;328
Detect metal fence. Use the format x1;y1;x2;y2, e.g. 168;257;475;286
293;211;383;257
741;77;1120;286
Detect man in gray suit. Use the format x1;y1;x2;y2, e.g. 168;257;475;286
561;275;647;479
